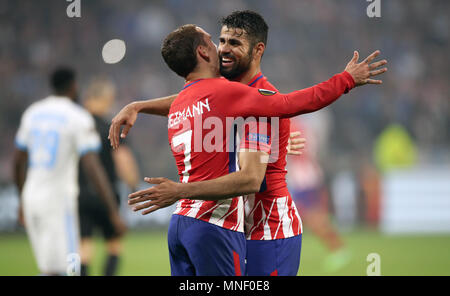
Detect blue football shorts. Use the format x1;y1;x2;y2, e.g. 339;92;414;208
167;214;246;276
246;234;302;276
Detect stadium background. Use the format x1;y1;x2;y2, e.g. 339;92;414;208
0;0;449;275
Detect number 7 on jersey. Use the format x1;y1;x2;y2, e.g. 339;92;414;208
171;130;192;183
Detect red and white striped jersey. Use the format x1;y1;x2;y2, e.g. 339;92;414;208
244;193;302;240
168;72;354;234
243;73;302;240
173;198;244;232
169;78;246;233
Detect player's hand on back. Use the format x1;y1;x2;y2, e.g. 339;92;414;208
344;50;388;86
108;102;139;149
128;177;182;215
287;131;306;156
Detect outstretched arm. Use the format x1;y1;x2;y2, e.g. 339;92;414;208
128;149;269;215
109;94;177;149
136;94;178;116
227;50;387;119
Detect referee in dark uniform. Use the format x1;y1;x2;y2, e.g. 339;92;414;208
78;78;139;276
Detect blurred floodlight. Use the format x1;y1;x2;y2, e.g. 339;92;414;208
102;39;126;64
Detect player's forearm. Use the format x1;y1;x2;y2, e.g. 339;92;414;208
234;71;354;119
179;171;262;201
133;94;178;116
278;71;355;118
12;149;28;195
239;71;354;119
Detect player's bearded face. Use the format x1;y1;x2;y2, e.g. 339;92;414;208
219;46;253;80
218;27;253;80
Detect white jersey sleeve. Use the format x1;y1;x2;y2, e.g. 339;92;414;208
74;111;101;156
15;108;32;151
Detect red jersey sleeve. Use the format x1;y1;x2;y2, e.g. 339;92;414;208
238;119;271;154
222;71;355;118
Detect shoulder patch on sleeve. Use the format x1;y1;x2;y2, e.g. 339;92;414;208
258;89;277;96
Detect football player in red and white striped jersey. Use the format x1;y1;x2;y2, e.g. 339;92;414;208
111;13;386;276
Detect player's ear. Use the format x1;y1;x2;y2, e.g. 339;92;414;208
253;42;265;60
197;45;210;62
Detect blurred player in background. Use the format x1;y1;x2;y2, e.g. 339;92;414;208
78;78;140;276
12;68;126;275
287;115;350;273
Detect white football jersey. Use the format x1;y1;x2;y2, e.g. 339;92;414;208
15;95;101;209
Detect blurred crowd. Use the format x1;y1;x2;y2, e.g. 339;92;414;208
1;0;449;188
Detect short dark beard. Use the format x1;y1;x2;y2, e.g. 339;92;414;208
220;46;254;80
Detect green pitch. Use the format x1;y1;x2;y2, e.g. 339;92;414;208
1;229;449;276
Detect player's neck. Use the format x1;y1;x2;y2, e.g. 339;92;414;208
234;64;262;85
185;67;220;84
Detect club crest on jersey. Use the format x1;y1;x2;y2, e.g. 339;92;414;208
258;89;277;96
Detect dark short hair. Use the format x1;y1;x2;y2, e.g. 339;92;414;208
50;67;76;94
220;10;268;47
161;24;207;78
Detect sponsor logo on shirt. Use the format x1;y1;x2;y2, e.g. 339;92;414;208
246;133;270;145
